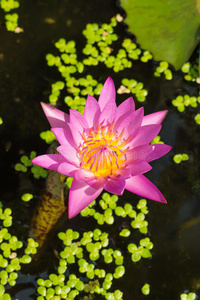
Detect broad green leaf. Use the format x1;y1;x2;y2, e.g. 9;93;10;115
120;0;200;70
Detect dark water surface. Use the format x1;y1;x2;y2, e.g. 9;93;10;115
0;1;200;299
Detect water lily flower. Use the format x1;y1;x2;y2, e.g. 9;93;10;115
32;77;171;218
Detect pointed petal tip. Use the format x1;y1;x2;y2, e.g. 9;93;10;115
142;110;168;126
125;174;167;204
98;77;116;111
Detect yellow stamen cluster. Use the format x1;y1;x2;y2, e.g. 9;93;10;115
78;123;129;177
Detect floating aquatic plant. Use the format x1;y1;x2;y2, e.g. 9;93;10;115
180;292;197;300
0;204;39;298
173;153;189;164
32;77;171;218
36;193;153;300
45;17;153;110
141;283;150;295
171;93;200;125
172;94;200;113
15;151;48;178
0;0;22;32
154;61;173;80
120;0;200;70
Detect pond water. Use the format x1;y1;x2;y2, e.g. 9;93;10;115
0;0;200;299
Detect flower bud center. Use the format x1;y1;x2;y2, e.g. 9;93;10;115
78;123;129;177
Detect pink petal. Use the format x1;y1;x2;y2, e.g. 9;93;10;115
70;109;89;132
41;102;69;129
128;124;162;148
98;77;116;111
142;110;167;126
145;144;172;162
115;168;131;178
114;97;135;124
115;107;144;140
57;162;79;176
104;178;126;195
68;123;83;147
98;98;117;124
57;145;79;166
68;179;103;218
125;174;166;203
86;176;107;189
128;161;152;176
84;95;101;128
32;154;64;170
126;145;154;163
75;168;95;181
52;128;76;147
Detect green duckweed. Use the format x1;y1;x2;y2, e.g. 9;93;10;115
40;130;56;144
180;292;197;300
173;153;189;164
181;58;200;83
0;0;21;32
21;193;33;202
15;151;48;178
45;16;152;113
172;94;200;114
0;208;38;298
141;283;150;295
154;61;173;80
194;113;200;124
151;135;164;145
120;78;148;102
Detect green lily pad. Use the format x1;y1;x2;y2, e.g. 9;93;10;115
120;0;200;70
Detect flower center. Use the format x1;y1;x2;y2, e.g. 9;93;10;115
78;123;129;177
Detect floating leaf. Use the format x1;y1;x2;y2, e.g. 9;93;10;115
120;0;200;69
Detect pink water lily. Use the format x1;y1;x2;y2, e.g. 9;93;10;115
32;77;171;218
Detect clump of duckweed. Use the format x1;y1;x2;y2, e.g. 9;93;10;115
37;228;124;299
0;0;19;12
45;17;151;112
40;130;56;144
180;292;197;300
181;59;200;83
171;93;200;125
154;61;173;80
172;94;200;113
121;38;141;61
141;283;150;295
0;206;39;298
173;153;189;164
117;78;148;102
38;194;153;299
127;237;153;262
0;0;22;32
81;193;149;234
15;151;48;178
140;50;153;63
150;135;164;145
